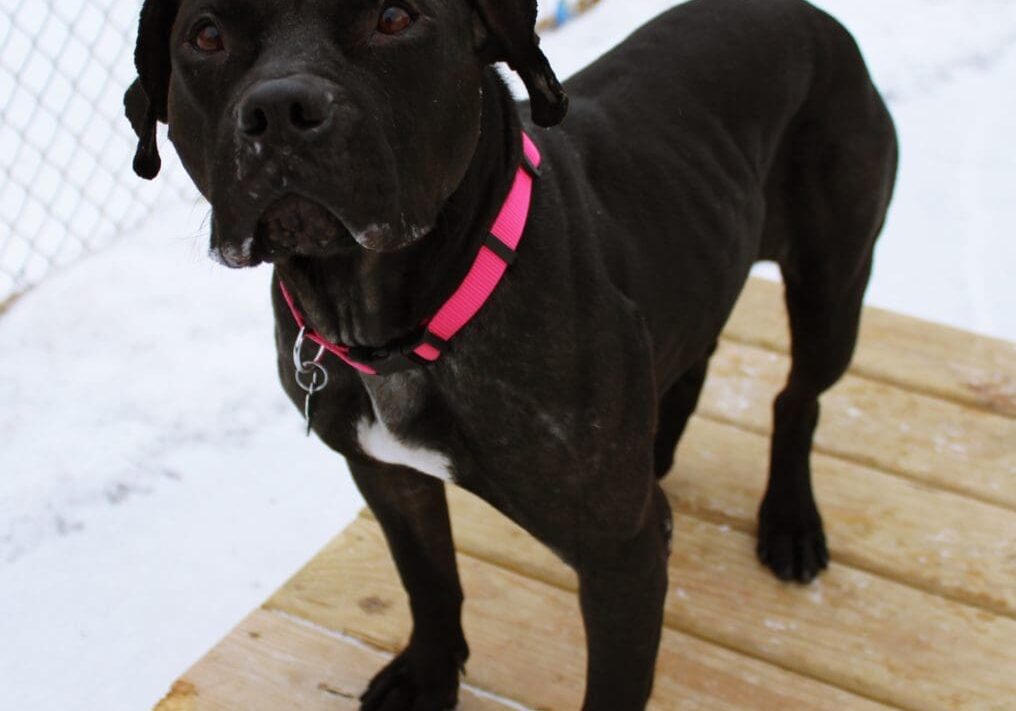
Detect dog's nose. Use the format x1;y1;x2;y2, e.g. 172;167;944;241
237;76;336;142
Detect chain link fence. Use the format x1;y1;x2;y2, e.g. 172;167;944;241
0;1;608;306
0;0;195;304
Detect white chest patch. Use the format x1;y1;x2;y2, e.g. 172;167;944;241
356;414;454;482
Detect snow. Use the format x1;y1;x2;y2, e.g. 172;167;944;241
1;2;1014;710
0;205;362;709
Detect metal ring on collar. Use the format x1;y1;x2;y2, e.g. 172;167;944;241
292;327;309;373
293;327;328;375
295;361;329;394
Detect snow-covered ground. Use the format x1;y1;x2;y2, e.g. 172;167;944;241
2;2;1014;710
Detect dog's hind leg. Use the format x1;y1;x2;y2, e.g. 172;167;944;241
653;343;716;478
350;460;468;711
757;14;897;584
758;256;872;583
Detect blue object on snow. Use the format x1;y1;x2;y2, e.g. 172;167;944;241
556;0;571;26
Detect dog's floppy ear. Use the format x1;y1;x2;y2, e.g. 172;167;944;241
124;78;161;180
124;0;179;180
470;0;569;127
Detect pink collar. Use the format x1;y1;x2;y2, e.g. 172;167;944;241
279;132;542;377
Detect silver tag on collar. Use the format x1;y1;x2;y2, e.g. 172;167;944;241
293;327;329;436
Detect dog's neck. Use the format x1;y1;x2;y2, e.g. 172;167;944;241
274;69;524;349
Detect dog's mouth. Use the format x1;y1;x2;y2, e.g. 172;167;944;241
211;194;429;268
211;195;354;269
253;194;355;261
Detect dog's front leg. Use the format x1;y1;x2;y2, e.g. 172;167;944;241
349;459;468;711
574;485;671;710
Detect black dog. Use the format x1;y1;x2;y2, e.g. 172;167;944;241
126;0;897;707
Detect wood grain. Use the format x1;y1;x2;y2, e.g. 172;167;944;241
664;417;1016;617
153;607;516;711
698;339;1016;509
268;516;890;711
725;278;1016;418
441;488;1016;711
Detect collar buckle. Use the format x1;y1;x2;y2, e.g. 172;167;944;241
346;344;420;376
346;329;451;376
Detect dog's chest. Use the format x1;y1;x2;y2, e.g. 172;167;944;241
355;373;454;482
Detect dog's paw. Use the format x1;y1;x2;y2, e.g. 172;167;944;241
756;502;829;584
360;650;460;711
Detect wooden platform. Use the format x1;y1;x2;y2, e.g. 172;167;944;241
154;278;1016;711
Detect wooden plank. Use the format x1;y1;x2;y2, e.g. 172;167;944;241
724;278;1016;418
268;517;890;711
664;417;1016;617
698;339;1016;509
441;488;1016;711
155;282;1016;711
153;607;516;711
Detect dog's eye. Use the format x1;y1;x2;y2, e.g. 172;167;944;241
378;6;413;35
191;21;225;53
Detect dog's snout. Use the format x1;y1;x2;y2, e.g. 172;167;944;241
237;76;336;142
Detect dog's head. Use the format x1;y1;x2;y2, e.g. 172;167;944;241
125;0;567;266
